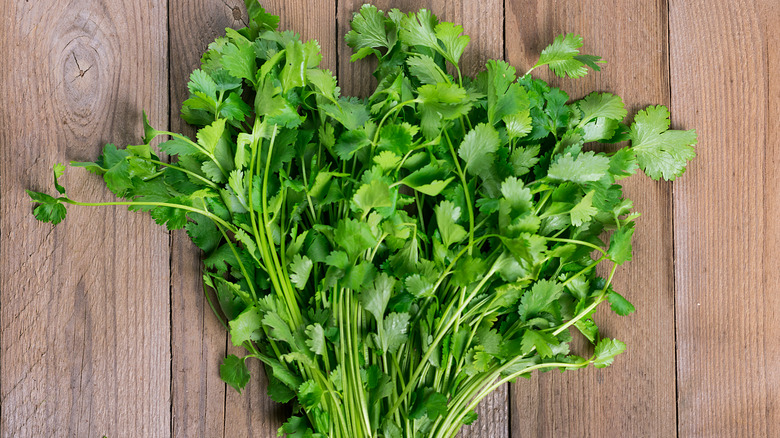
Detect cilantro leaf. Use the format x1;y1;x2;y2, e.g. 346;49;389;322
593;338;627;368
608;291;636;316
228;306;262;346
608;222;635;264
458;123;500;178
630;105;697;180
547;151;610;184
519;279;563;321
434;200;468;248
220;354;251;393
534;33;602;78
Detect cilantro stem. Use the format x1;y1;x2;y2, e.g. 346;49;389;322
544;237;608;257
135;157;219;189
60;199;236;232
371;99;417;146
387;263;500;419
154;130;228;179
443;129;475;254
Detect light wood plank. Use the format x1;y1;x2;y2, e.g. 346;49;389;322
670;0;780;436
505;1;677;436
338;1;508;436
0;0;171;436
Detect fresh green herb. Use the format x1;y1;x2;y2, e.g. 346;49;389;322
28;2;695;437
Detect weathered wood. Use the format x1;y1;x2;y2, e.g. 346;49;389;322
338;1;509;436
670;0;780;436
506;1;677;437
0;0;171;437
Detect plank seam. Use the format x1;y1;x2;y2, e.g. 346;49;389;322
166;0;175;434
666;0;680;436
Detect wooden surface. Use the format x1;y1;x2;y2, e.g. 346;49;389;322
0;0;776;437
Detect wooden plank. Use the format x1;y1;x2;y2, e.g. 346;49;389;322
167;1;337;436
505;1;677;436
338;1;508;437
0;1;170;437
670;1;780;436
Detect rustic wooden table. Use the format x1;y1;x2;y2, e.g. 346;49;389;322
1;0;777;437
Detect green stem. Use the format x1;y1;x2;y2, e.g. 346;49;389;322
61;199;235;232
443;129;475;254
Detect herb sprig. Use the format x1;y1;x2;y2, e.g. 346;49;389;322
28;3;695;437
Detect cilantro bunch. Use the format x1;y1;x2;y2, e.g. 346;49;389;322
28;2;696;437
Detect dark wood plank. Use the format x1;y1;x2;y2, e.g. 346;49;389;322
670;1;779;436
167;1;337;436
505;1;677;436
0;0;170;436
338;2;508;437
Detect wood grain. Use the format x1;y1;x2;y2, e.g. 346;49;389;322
337;1;508;436
0;0;171;436
670;0;780;436
506;1;678;437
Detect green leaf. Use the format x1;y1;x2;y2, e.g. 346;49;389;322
220;354;250;393
334;129;371;160
228;306;262;346
399;9;439;49
608;222;635;264
509;145;540;176
345;4;391;51
335;218;378;260
407;54;448;85
352;179;393;216
519;279;563;321
244;0;279;30
569;191;597;226
305;323;327;356
608;291;636;316
458;123;500;178
521;329;556;358
577;92;627;124
434;200;468;248
535;33;601;78
378;122;418;156
416;83;472;138
298;380;324;411
27;191;67;225
547;151;610;184
221;39;257;84
361;273;395;323
383;312;410;354
593;338;626;368
609;147;639;178
280;40;307;93
435;21;469;65
52;163;66;194
263;311;296;346
289;254;314;289
630;105;697;180
197;118;226;155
